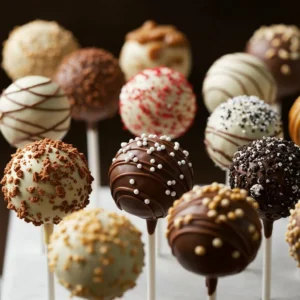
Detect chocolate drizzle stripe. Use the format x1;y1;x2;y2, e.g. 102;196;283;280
3;79;52;95
205;130;240;147
205;148;230;169
204;140;232;162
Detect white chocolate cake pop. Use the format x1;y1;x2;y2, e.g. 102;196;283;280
202;53;277;113
120;20;192;80
204;96;282;170
48;209;144;299
0;76;71;148
120;67;197;139
2;20;79;80
1;138;93;226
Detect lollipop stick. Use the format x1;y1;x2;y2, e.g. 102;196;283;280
225;170;230;186
147;220;157;300
155;219;162;256
87;122;101;208
262;235;272;300
44;223;55;300
273;102;282;116
206;277;218;300
208;292;216;300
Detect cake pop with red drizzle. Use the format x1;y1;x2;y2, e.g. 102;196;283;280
109;134;194;233
120;67;197;139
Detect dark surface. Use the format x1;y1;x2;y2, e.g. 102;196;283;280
0;0;299;274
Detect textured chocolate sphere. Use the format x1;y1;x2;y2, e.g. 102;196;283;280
289;96;300;145
167;184;261;278
48;209;144;299
1;139;93;226
230;137;300;236
55;48;125;123
109;134;194;222
286;202;300;267
2;20;79;80
246;24;300;98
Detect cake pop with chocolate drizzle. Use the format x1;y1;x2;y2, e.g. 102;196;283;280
230;137;300;237
166;184;261;297
109;133;194;234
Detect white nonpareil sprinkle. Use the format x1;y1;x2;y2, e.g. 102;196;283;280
155;143;159;147
112;158;116;162
143;141;147;146
166;190;171;195
137;164;142;169
129;179;135;185
183;150;189;157
180;174;184;179
147;150;152;154
178;161;182;166
181;160;186;165
125;157;130;162
121;142;127;147
144;199;150;205
158;164;163;169
137;141;142;147
189;163;193;167
134;189;139;195
150;159;155;164
150;167;155;172
141;133;146;138
167;181;172;186
161;145;166;150
171;191;176;197
133;157;139;163
150;147;155;152
172;180;176;185
129;139;134;142
157;147;162;151
170;152;175;157
129;153;134;158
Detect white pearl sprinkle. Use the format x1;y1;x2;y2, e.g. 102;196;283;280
144;199;150;205
189;163;192;167
125;157;130;162
137;141;142;147
174;146;179;151
166;190;171;195
122;149;126;153
143;141;148;146
167;181;172;186
181;160;186;165
158;164;163;169
137;164;142;169
157;147;162;151
141;133;146;138
171;191;176;197
135;137;140;141
183;150;189;157
150;167;155;172
129;153;134;158
150;159;155;164
121;142;127;147
172;180;176;185
161;145;166;150
166;137;172;142
129;179;135;185
155;143;159;147
129;139;134;142
112;158;116;162
180;174;184;179
147;150;152;154
170;152;175;157
133;157;139;163
150;147;155;152
178;161;182;166
134;189;139;195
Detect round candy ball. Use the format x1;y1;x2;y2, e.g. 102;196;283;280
202;53;277;113
286;201;300;267
120;67;197;139
55;48;125;123
0;76;71;148
167;184;261;278
204;96;282;170
48;209;144;300
230;137;300;236
2;20;79;80
109;134;194;222
246;24;300;98
289;96;300;145
120;20;192;80
1;138;93;226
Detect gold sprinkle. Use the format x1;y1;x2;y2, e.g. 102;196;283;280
217;215;227;222
207;210;217;218
202;197;211;206
227;212;236;220
252;232;260;241
265;49;276;59
281;64;291;75
248;224;256;233
221;199;230;207
184;214;193;224
271;38;281;47
235;209;244;218
194;246;206;256
232;251;241;259
212;238;223;248
278;49;289;59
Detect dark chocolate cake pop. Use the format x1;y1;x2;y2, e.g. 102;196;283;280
166;184;261;294
55;48;125;123
230;137;300;237
109;134;194;233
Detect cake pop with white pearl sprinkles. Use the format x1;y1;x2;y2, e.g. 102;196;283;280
205;95;282;170
166;184;261;297
109;134;194;233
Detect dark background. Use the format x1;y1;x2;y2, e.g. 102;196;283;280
0;0;299;274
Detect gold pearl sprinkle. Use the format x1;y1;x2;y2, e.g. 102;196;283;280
212;238;223;248
232;251;241;259
217;215;227;222
248;224;256;233
194;246;206;256
207;210;217;218
227;212;236;220
235;209;244;218
221;199;230;207
202;198;211;206
281;64;291;75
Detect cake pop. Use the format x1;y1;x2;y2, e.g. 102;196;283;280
204;96;282;170
1;138;93;226
286;201;300;267
55;47;125;123
120;20;192;80
167;184;261;298
120;67;197;139
48;208;144;299
246;24;300;98
289;96;300;145
202;53;277;113
0;76;71;148
2;20;79;80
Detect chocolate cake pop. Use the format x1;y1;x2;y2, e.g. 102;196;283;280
230;137;300;237
204;96;282;170
48;208;144;299
286;201;300;267
289;96;300;145
120;20;192;80
2;20;79;80
1;138;93;226
246;24;300;98
109;134;194;233
0;76;71;148
120;67;197;139
202;53;277;113
167;184;261;295
55;48;125;123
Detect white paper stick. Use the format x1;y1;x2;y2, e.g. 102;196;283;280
273;102;282;116
155;220;162;256
87;123;101;208
225;170;230;186
208;292;216;300
262;236;272;300
44;223;55;300
147;231;156;300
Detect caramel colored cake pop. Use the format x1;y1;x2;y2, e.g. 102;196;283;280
289;96;300;145
48;209;144;299
202;53;277;113
230;137;300;237
0;76;71;148
1;139;93;226
2;20;79;80
120;20;192;80
120;67;197;139
109;134;194;232
286;202;300;267
246;24;300;98
167;184;261;280
205;96;282;170
55;48;125;123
